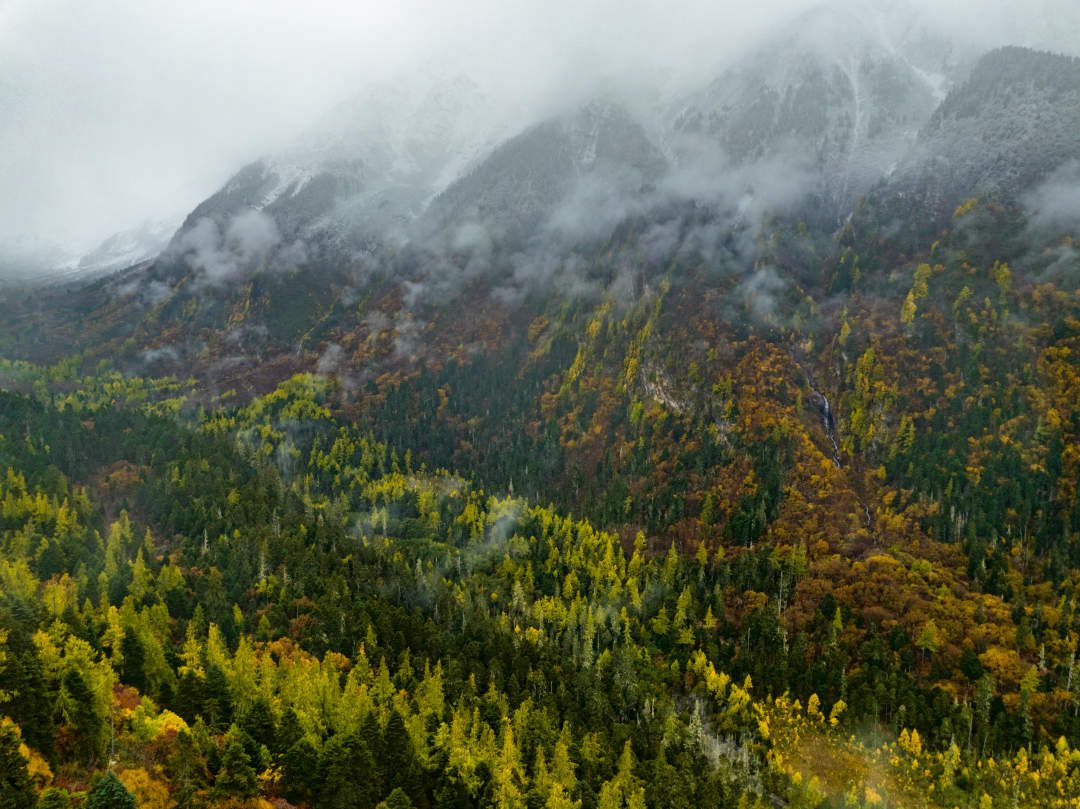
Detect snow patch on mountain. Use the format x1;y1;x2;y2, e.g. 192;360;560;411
668;1;955;217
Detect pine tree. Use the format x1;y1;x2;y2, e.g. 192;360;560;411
120;629;147;693
317;733;380;809
166;729;209;809
214;725;259;799
0;722;36;809
382;710;418;797
281;738;319;804
378;788;415;809
201;663;233;729
0;641;56;758
174;670;206;724
492;720;525;809
239;697;277;752
275;707;304;756
86;772;136;809
596;741;645;809
60;667;105;762
551;728;577;795
36;788;74;809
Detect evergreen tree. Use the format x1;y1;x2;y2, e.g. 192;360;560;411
596;742;644;809
166;728;209;809
0;723;36;809
119;629;147;694
317;733;380;809
383;710;420;798
238;696;277;752
85;772;136;809
36;789;74;809
0;640;56;758
214;725;259;799
173;670;205;724
201;663;233;729
274;707;304;756
281;738;319;804
59;667;104;762
377;788;415;809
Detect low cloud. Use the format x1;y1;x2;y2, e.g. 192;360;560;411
117;277;175;307
543;169;652;247
139;346;180;365
3;0;1079;261
396;121;820;312
1023;161;1080;232
316;342;346;375
736;265;789;325
227;209;281;262
175;209;303;283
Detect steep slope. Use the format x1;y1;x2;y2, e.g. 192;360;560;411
671;2;951;220
159;75;507;284
71;217;179;277
853;47;1080;256
420;99;668;253
4;44;1077;393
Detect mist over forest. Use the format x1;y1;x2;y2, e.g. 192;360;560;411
2;3;1080;809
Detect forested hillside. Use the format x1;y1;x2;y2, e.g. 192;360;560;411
1;24;1080;809
1;235;1079;806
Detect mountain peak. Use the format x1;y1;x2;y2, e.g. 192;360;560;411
671;2;948;218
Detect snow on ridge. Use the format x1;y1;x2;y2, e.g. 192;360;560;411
258;163;317;208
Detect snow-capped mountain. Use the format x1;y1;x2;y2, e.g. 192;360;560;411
669;2;958;219
294;72;511;200
419;99;667;251
5;1;1080;391
0;217;180;285
0;236;74;283
71;217;180;276
101;1;1080;293
161;74;514;281
858;46;1080;249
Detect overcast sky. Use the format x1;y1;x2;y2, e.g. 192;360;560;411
0;0;1076;257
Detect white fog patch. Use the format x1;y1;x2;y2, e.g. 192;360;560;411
451;222;494;255
226;209;281;261
117;276;176;307
316;343;346;375
429;130;819;306
275;239;309;268
1023;161;1080;232
140;346;180;364
450;222;495;277
363;311;392;335
401;280;429;309
224;323;268;348
177;209;303;283
1035;243;1080;285
394;323;425;363
736;266;789;324
640;220;682;267
544;169;650;246
461;497;527;571
177;218;232;281
140;280;175;306
662;137;817;218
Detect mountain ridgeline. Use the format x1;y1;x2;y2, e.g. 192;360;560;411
1;9;1080;809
